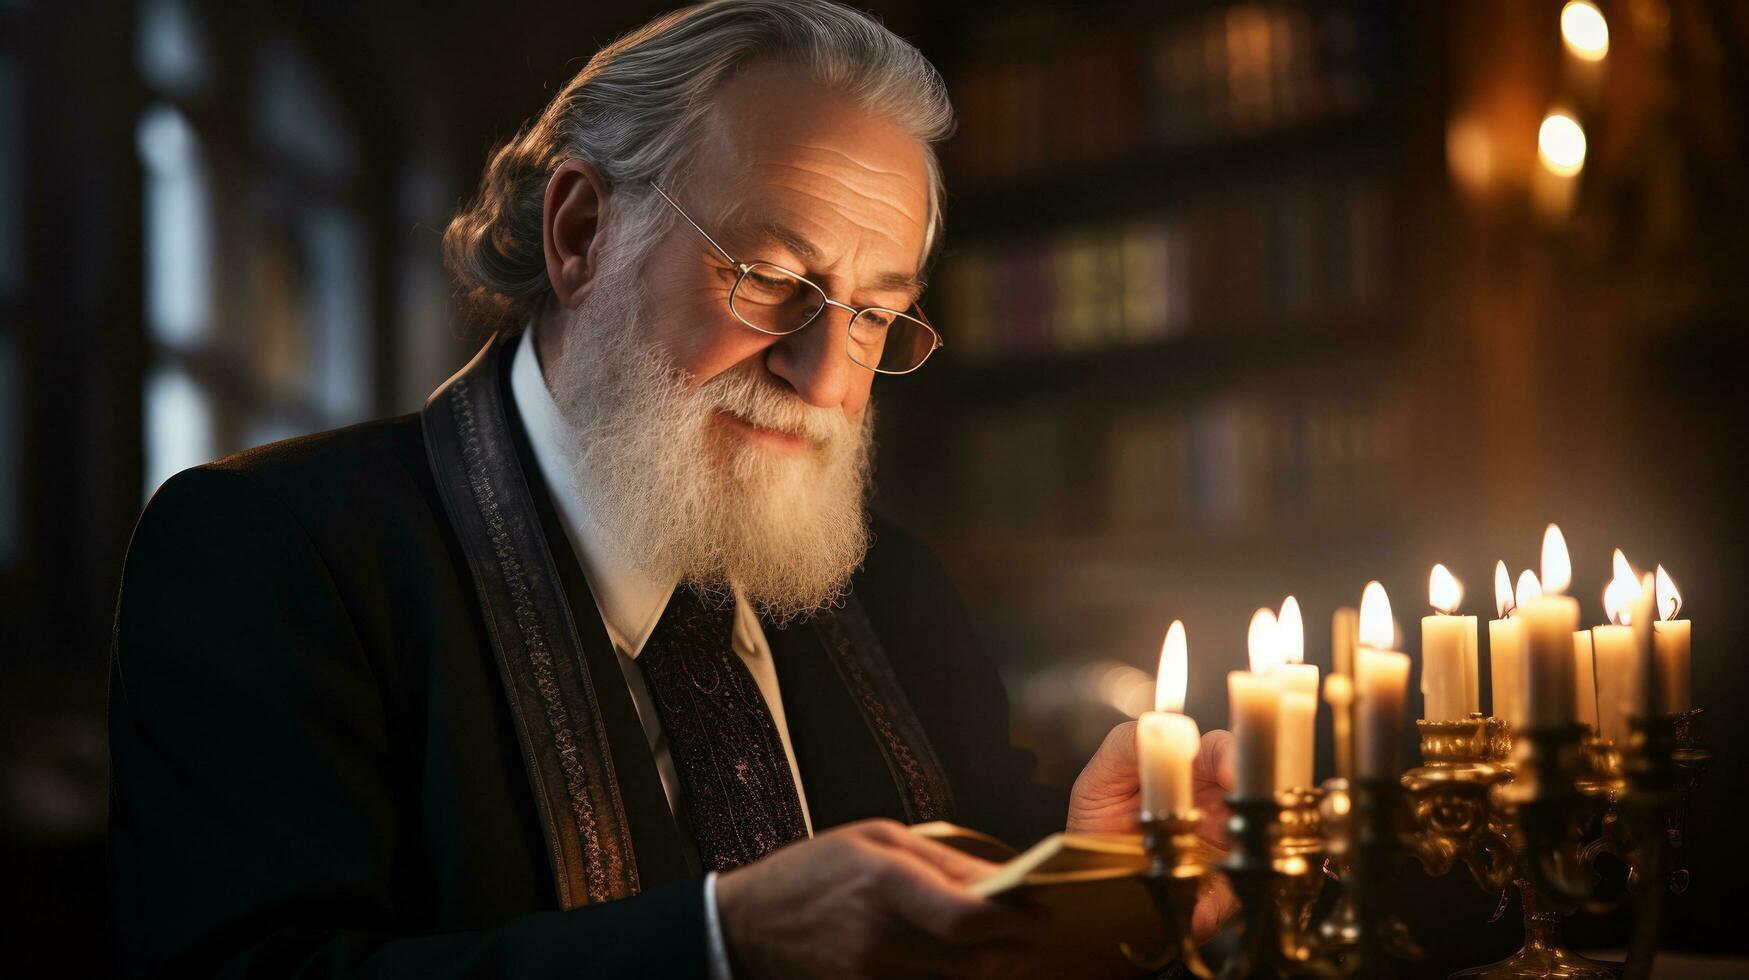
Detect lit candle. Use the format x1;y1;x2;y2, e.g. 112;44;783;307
1653;565;1691;714
1572;630;1598;732
1488;561;1528;727
1560;0;1609;100
1228;609;1282;798
1592;550;1642;743
1421;564;1478;721
1519;525;1581;728
1138;621;1202;818
1274;597;1318;791
1631;572;1657;719
1356;581;1411;779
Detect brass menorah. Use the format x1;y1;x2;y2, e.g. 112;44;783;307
1120;710;1708;978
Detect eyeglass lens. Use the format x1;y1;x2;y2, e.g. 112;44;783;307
729;262;935;373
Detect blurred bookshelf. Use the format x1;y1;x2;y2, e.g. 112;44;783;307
874;0;1424;770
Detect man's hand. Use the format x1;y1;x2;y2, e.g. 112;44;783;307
1066;723;1242;943
714;819;1045;979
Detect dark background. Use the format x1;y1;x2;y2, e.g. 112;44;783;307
3;0;1746;974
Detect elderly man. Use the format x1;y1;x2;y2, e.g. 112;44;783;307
109;2;1236;976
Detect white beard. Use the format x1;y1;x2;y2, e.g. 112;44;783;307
545;253;875;625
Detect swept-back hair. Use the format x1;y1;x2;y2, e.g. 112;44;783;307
442;0;954;329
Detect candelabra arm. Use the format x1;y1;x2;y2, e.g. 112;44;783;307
1506;724;1618;912
1120;813;1215;978
1347;778;1423;976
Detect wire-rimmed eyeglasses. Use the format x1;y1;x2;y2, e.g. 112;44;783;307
649;181;943;375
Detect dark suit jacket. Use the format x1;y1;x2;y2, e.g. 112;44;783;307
108;352;1067;978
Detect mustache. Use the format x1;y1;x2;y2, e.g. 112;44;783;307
696;363;858;446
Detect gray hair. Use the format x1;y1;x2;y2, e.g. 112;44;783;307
443;0;955;329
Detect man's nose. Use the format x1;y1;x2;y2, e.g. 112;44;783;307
764;304;856;409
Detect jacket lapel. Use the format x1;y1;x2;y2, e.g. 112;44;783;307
501;363;694;889
420;331;644;907
766;599;955;830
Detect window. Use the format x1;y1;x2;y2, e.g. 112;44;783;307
137;0;374;497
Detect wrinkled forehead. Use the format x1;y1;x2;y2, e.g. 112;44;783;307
690;62;931;272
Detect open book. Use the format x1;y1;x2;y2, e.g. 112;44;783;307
913;822;1228;978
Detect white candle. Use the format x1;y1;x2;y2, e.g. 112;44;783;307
1520;525;1580;728
1572;631;1598;732
1138;621;1202;818
1274;597;1318;791
1653;566;1691;714
1276;692;1317;791
1356;581;1411;778
1488;561;1527;727
1229;672;1280;798
1421;564;1478;721
1593;550;1643;742
1229;609;1282;798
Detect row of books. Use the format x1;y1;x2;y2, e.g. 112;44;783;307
935;178;1389;361
948;2;1383;186
959;393;1407;535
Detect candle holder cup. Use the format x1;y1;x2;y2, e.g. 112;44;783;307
1402;715;1515;896
1274;786;1329;961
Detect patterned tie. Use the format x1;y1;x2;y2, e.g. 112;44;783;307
635;585;809;871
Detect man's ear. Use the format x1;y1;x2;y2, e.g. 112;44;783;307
542;159;613;310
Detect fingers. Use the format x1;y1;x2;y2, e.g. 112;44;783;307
856;819;1003;885
881;846;1045;945
1191;874;1240;945
1193;729;1236;791
837;820;1044;946
1102;719;1139;766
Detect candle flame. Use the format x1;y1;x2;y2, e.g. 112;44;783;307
1656;565;1682;621
1612;548;1635;586
1603;554;1641;627
1277;596;1305;665
1429;564;1463;615
1358;581;1393;650
1515;569;1542;611
1248;608;1280;674
1494;560;1513;618
1560;0;1609;61
1538;111;1587;177
1157;621;1188;713
1541;524;1572;594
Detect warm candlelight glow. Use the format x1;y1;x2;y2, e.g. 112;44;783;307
1541;524;1572;593
1656;565;1682;621
1538;112;1587;178
1429;564;1463;615
1612;548;1635;586
1560;0;1609;61
1494;560;1513;618
1358;581;1393;650
1515;569;1542;610
1277;596;1305;665
1602;550;1641;627
1157;621;1188;713
1248;608;1280;674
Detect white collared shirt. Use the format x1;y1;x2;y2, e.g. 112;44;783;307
508;327;816;837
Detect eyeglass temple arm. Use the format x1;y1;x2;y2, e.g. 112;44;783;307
650;181;740;267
